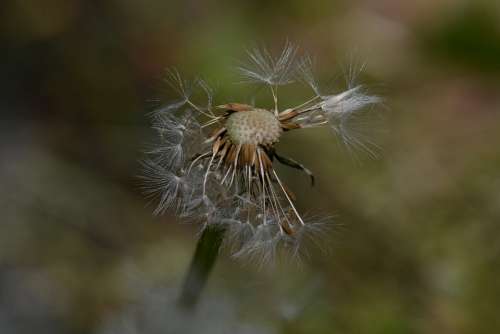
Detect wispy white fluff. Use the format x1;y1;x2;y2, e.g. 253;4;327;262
139;159;185;215
237;41;298;86
141;44;382;264
321;87;382;158
297;54;322;96
293;57;383;158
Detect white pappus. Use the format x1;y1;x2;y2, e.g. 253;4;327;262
140;43;382;263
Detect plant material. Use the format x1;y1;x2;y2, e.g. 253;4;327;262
141;42;381;263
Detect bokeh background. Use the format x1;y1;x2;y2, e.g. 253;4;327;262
2;0;500;333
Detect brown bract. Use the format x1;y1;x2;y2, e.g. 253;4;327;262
199;104;308;234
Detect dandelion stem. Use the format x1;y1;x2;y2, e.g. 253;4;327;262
178;224;226;310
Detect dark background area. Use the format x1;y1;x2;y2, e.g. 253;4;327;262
1;0;500;333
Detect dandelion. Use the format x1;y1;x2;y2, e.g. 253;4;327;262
140;43;381;308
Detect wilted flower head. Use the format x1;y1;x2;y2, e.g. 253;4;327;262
141;43;381;262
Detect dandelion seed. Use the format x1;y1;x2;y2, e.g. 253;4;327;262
141;43;381;263
237;41;298;86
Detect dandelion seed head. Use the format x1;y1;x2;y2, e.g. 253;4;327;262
141;43;382;263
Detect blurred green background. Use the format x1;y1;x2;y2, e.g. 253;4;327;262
1;0;500;333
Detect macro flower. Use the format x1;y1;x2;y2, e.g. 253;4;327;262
141;43;381;262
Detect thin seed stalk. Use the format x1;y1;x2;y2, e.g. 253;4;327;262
177;224;226;310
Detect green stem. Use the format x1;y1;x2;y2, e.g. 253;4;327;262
177;224;226;310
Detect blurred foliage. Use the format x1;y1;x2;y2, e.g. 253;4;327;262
1;0;500;333
420;4;500;74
